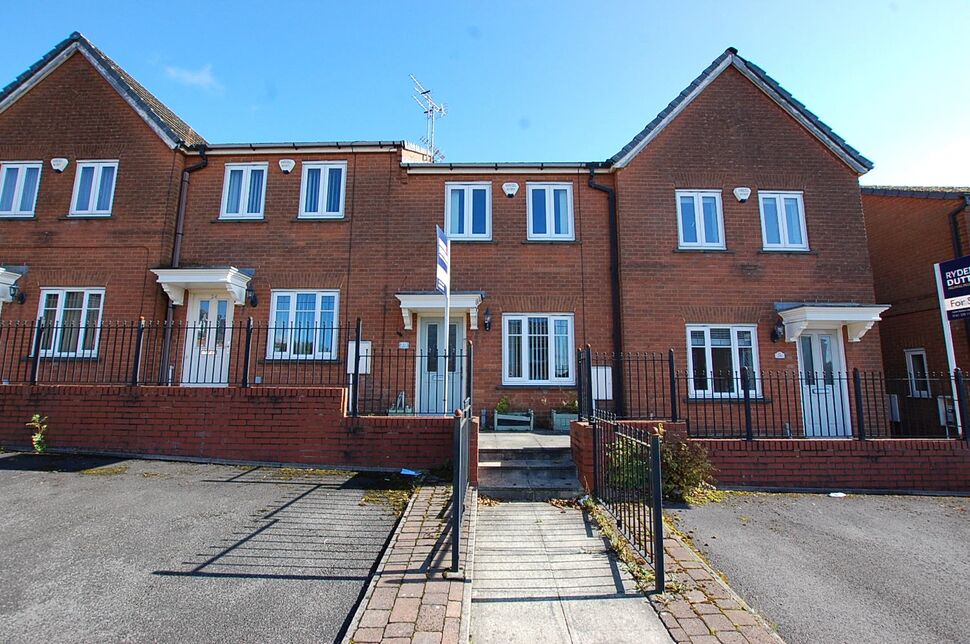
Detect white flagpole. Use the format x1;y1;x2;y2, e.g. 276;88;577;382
443;279;451;415
935;263;959;438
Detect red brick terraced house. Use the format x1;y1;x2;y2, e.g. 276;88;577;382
7;32;965;491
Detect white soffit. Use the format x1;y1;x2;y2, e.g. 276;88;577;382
151;267;251;306
779;305;890;343
395;293;484;331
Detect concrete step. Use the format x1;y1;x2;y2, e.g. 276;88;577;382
478;447;572;462
478;464;582;502
478;457;575;470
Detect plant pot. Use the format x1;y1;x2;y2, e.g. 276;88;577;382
551;411;579;433
494;409;534;432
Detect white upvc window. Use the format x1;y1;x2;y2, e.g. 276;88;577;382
904;348;931;398
527;182;574;241
503;313;575;386
0;161;42;217
36;288;105;358
220;163;267;219
267;290;340;360
759;191;808;250
445;182;491;240
299;161;347;218
676;190;724;249
70;161;117;216
686;324;760;397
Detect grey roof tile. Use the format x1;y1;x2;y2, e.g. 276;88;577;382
861;185;970;199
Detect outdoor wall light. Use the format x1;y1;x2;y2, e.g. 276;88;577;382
50;158;69;173
9;284;26;305
770;320;785;342
733;187;752;203
483;307;493;331
278;159;296;174
246;284;258;307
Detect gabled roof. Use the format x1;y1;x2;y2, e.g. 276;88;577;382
0;32;205;149
609;48;873;174
861;186;970;200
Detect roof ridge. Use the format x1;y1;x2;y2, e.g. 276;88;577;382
0;31;206;148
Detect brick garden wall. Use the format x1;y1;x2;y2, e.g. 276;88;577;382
0;385;478;481
570;420;970;493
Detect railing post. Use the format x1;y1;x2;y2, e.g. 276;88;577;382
741;368;753;441
583;345;594;419
465;339;473;408
853;368;866;441
241;317;254;387
650;432;665;594
451;407;464;574
668;349;678;422
350;317;362;417
955;369;970;442
30;318;43;385
576;348;584;420
130;318;145;387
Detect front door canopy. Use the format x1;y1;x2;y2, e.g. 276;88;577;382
0;266;25;303
395;291;484;331
777;303;890;343
151;267;252;306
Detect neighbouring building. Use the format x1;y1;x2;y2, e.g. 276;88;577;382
1;32;891;442
862;186;970;419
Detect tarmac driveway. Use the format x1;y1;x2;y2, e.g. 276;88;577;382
669;493;970;644
0;453;401;643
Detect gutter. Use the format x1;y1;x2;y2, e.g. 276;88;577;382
587;166;626;416
160;145;208;383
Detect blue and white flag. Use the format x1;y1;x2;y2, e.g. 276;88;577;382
435;225;450;295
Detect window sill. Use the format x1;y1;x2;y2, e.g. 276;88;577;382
212;217;267;223
674;247;731;254
0;214;35;219
25;356;100;362
451;238;494;243
685;396;769;404
522;239;577;245
61;214;113;220
293;215;346;222
257;357;338;364
497;383;576;389
758;249;815;255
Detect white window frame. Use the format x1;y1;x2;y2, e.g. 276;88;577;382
220;162;268;219
35;287;105;358
526;182;575;241
298;161;348;219
759;191;809;251
676;189;725;249
502;313;575;386
685;324;761;398
0;161;43;217
266;289;340;360
904;348;931;398
70;160;118;217
444;182;492;240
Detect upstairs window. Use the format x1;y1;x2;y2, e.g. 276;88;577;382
36;288;105;358
760;191;808;250
300;161;347;218
527;183;574;240
503;313;575;385
676;190;724;249
221;163;267;219
445;182;491;240
0;162;42;217
71;161;117;216
687;324;760;397
267;290;339;360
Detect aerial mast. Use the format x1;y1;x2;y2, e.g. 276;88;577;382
410;74;446;163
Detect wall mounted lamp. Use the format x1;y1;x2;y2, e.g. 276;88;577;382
246;284;258;307
483;307;493;331
9;284;26;305
770;320;785;343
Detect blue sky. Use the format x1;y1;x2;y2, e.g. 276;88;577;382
1;1;968;185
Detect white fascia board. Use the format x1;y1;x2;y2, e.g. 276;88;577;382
404;165;608;175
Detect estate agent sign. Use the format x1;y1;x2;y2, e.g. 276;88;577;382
938;256;970;320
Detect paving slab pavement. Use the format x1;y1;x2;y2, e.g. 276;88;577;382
471;502;672;643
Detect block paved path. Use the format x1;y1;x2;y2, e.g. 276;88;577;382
471;502;672;643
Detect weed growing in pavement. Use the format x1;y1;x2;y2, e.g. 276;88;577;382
274;467;347;480
79;465;128;476
360;474;417;516
26;414;48;454
581;496;658;594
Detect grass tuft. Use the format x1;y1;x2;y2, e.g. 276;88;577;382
79;465;128;476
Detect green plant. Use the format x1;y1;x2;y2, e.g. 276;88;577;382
494;396;511;414
661;438;717;504
605;434;648;489
560;398;579;413
26;414;48;454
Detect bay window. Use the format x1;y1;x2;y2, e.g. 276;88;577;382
687;324;760;397
268;290;339;359
503;314;574;385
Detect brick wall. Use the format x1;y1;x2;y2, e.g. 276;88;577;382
571;420;970;492
0;385;478;479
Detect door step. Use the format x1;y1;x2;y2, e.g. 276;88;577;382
477;448;583;501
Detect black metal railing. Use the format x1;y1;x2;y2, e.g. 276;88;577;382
577;347;970;441
591;408;664;592
450;393;473;574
